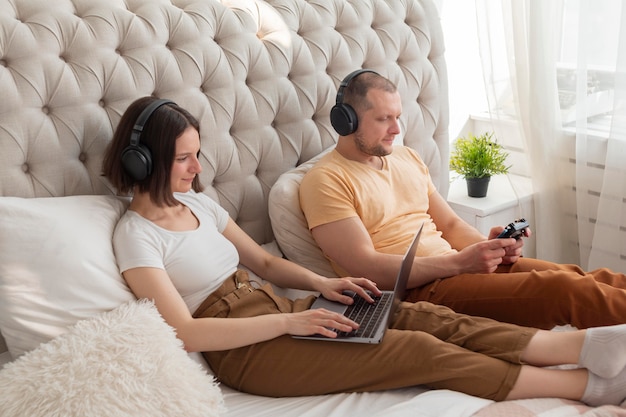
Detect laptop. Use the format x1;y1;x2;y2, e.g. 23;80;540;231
293;223;423;344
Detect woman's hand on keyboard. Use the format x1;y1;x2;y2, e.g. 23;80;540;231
317;277;382;305
285;308;359;338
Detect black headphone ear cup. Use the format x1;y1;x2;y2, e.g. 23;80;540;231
120;98;175;182
330;102;359;136
331;69;378;136
121;142;152;181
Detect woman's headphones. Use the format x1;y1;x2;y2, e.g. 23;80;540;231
330;69;379;136
121;98;176;181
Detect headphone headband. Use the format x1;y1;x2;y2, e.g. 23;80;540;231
335;69;378;105
129;98;176;146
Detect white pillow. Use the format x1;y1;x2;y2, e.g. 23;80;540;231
268;149;338;278
0;195;136;358
0;300;225;417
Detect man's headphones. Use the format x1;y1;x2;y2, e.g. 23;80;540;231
121;98;176;181
330;69;379;136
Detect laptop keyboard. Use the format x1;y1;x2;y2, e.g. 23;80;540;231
337;292;393;338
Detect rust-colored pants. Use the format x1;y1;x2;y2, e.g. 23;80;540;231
194;270;536;400
406;257;626;329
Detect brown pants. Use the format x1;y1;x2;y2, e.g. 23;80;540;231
407;257;626;329
194;270;536;400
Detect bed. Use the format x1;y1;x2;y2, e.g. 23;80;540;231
0;0;622;415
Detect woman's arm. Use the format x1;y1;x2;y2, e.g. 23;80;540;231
122;265;361;352
222;218;379;303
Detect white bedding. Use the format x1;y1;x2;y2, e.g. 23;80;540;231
0;194;488;417
0;311;493;417
221;387;492;417
0;346;488;417
4;347;625;417
0;195;618;417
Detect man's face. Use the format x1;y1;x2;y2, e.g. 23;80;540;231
353;89;402;157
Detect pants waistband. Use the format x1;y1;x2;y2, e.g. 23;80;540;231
193;269;255;318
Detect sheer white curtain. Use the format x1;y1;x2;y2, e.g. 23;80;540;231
475;0;626;272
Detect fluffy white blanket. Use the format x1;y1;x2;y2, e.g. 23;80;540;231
0;300;225;417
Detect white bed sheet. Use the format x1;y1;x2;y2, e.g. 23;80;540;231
221;385;492;417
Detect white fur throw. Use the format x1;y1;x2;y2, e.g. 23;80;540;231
0;300;225;417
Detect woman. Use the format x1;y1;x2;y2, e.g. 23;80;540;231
102;96;626;406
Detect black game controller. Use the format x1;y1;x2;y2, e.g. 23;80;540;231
497;218;529;239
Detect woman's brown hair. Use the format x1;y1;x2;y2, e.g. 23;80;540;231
102;96;203;206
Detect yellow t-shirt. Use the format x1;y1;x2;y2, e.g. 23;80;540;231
300;146;454;275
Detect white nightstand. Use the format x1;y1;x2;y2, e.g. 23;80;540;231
446;173;536;258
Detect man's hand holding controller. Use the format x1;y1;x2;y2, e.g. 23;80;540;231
491;218;529;265
497;218;529;240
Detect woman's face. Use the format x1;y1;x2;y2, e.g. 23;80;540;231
170;127;202;193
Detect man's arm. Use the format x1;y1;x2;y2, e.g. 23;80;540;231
428;189;528;264
310;190;518;290
426;190;487;250
311;216;513;290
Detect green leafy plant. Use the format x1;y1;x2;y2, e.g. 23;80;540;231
449;132;510;179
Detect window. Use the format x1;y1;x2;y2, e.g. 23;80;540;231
440;0;487;139
557;0;622;129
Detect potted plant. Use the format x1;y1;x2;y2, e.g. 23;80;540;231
449;132;510;197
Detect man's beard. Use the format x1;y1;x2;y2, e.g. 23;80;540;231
354;132;391;157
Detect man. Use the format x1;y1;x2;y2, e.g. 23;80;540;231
299;69;626;330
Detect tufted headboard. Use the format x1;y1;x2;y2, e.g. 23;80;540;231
0;0;448;246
